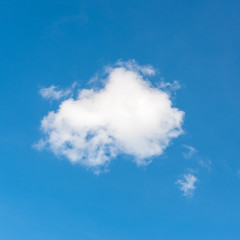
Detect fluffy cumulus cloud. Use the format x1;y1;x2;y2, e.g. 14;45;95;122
176;173;198;197
36;61;184;171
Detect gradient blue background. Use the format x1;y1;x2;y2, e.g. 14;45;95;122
0;0;240;239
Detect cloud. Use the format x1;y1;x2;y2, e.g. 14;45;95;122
39;83;77;101
176;173;198;197
158;80;181;93
182;145;212;171
198;158;212;171
39;85;70;100
36;60;184;172
116;59;156;76
182;145;197;159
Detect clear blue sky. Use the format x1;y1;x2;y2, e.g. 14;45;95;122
0;0;240;239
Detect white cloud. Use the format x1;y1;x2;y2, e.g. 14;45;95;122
115;59;156;76
176;173;198;197
182;145;197;159
39;85;73;100
36;61;184;172
158;80;181;92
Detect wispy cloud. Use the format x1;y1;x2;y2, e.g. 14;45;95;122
182;145;212;171
158;80;181;94
198;158;212;171
39;83;77;101
36;60;184;172
39;85;70;100
176;173;198;197
182;145;197;159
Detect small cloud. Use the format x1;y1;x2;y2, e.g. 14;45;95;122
36;60;184;172
39;85;69;100
198;157;212;172
32;139;46;150
182;145;197;159
182;145;212;172
158;80;181;92
176;173;198;197
39;83;77;101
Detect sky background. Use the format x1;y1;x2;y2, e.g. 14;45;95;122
1;0;240;239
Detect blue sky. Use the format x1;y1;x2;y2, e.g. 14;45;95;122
1;0;240;239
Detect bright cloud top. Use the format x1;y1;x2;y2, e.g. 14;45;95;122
37;61;184;170
176;173;198;196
